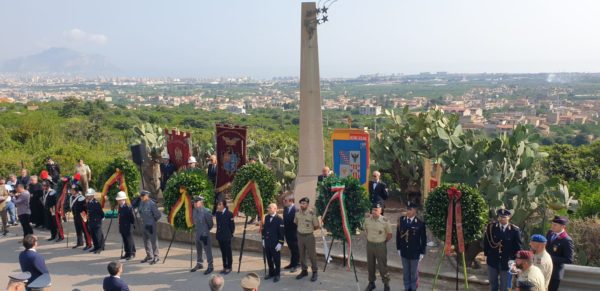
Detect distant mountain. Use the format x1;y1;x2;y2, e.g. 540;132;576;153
1;47;117;74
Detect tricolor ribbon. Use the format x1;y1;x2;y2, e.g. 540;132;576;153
321;185;352;270
100;169;129;208
231;181;264;229
168;186;194;228
444;186;465;255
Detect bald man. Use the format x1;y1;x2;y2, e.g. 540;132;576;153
262;203;285;282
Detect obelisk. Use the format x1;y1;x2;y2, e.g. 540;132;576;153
294;2;324;205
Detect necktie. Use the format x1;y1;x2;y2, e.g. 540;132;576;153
551;233;557;242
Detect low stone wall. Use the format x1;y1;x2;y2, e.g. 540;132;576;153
561;264;600;290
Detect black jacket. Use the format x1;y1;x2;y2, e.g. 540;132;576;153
283;205;298;242
396;216;427;260
118;204;135;234
483;222;523;270
545;231;574;280
368;180;389;204
262;214;284;248
215;208;235;241
86;199;105;228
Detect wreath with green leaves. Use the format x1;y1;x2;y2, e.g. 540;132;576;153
424;184;487;244
316;176;371;240
163;169;214;231
231;163;277;218
99;157;140;209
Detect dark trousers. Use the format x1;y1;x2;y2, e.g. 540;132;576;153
74;214;92;246
18;214;33;237
121;230;136;257
45;210;57;238
548;277;560;291
285;235;299;267
265;245;281;276
89;224;104;250
218;239;233;269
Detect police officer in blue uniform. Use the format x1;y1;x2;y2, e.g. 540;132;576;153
396;202;427;291
85;188;105;254
262;203;285;283
545;216;574;291
483;209;523;291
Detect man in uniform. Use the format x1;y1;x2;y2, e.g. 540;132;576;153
85;188;105;254
483;209;523;291
294;197;319;282
139;190;161;265
262;203;284;282
116;191;136;260
6;272;31;291
240;272;261;291
512;250;546;291
545;216;574;291
191;195;214;274
368;171;389;214
215;200;234;274
68;185;92;250
529;234;552;290
396;202;427;291
283;195;299;273
159;152;176;191
41;181;58;241
364;203;392;291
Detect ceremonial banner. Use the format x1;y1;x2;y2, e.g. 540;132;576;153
216;124;247;191
331;129;370;189
164;128;192;170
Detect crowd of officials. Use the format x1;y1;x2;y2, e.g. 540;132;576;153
2;155;576;291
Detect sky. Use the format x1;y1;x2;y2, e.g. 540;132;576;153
2;0;600;78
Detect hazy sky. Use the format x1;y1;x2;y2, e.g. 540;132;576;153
2;0;600;78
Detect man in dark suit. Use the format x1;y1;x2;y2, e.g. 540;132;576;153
283;195;299;272
215;200;235;274
483;209;523;291
396;202;427;291
545;216;574;291
18;234;50;285
317;166;331;182
116;191;136;260
103;261;130;291
368;171;389;214
262;203;285;283
85;188;105;254
41;181;58;241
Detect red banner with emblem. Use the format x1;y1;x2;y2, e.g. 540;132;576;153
164;128;192;170
215;124;247;192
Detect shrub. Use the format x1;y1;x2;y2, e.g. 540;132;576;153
568;218;600;267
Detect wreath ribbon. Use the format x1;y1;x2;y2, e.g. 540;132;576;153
55;180;69;236
231;181;264;229
321;185;352;270
168;186;194;228
444;186;465;255
100;169;129;208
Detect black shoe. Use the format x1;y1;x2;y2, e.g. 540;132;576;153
296;270;308;280
204;267;213;275
223;269;231;275
141;257;152;263
150;257;159;265
190;263;203;272
55;237;64;242
2;231;7;236
310;272;318;282
72;244;83;249
89;248;98;252
82;246;91;251
365;282;376;291
94;250;102;254
283;264;293;270
125;256;133;261
273;276;280;283
264;274;273;280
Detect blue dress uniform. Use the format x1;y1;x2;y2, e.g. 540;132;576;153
396;209;427;291
545;216;574;291
216;207;235;272
483;209;522;291
86;194;105;253
118;201;136;259
103;275;130;291
283;204;299;269
70;191;93;248
262;213;285;281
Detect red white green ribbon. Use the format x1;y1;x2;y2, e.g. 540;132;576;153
231;181;265;229
168;186;194;228
100;169;129;208
321;185;352;270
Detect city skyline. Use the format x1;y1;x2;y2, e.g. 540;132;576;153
2;0;600;78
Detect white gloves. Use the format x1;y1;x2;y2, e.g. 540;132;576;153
397;250;402;257
262;240;265;248
419;254;424;261
275;243;282;252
